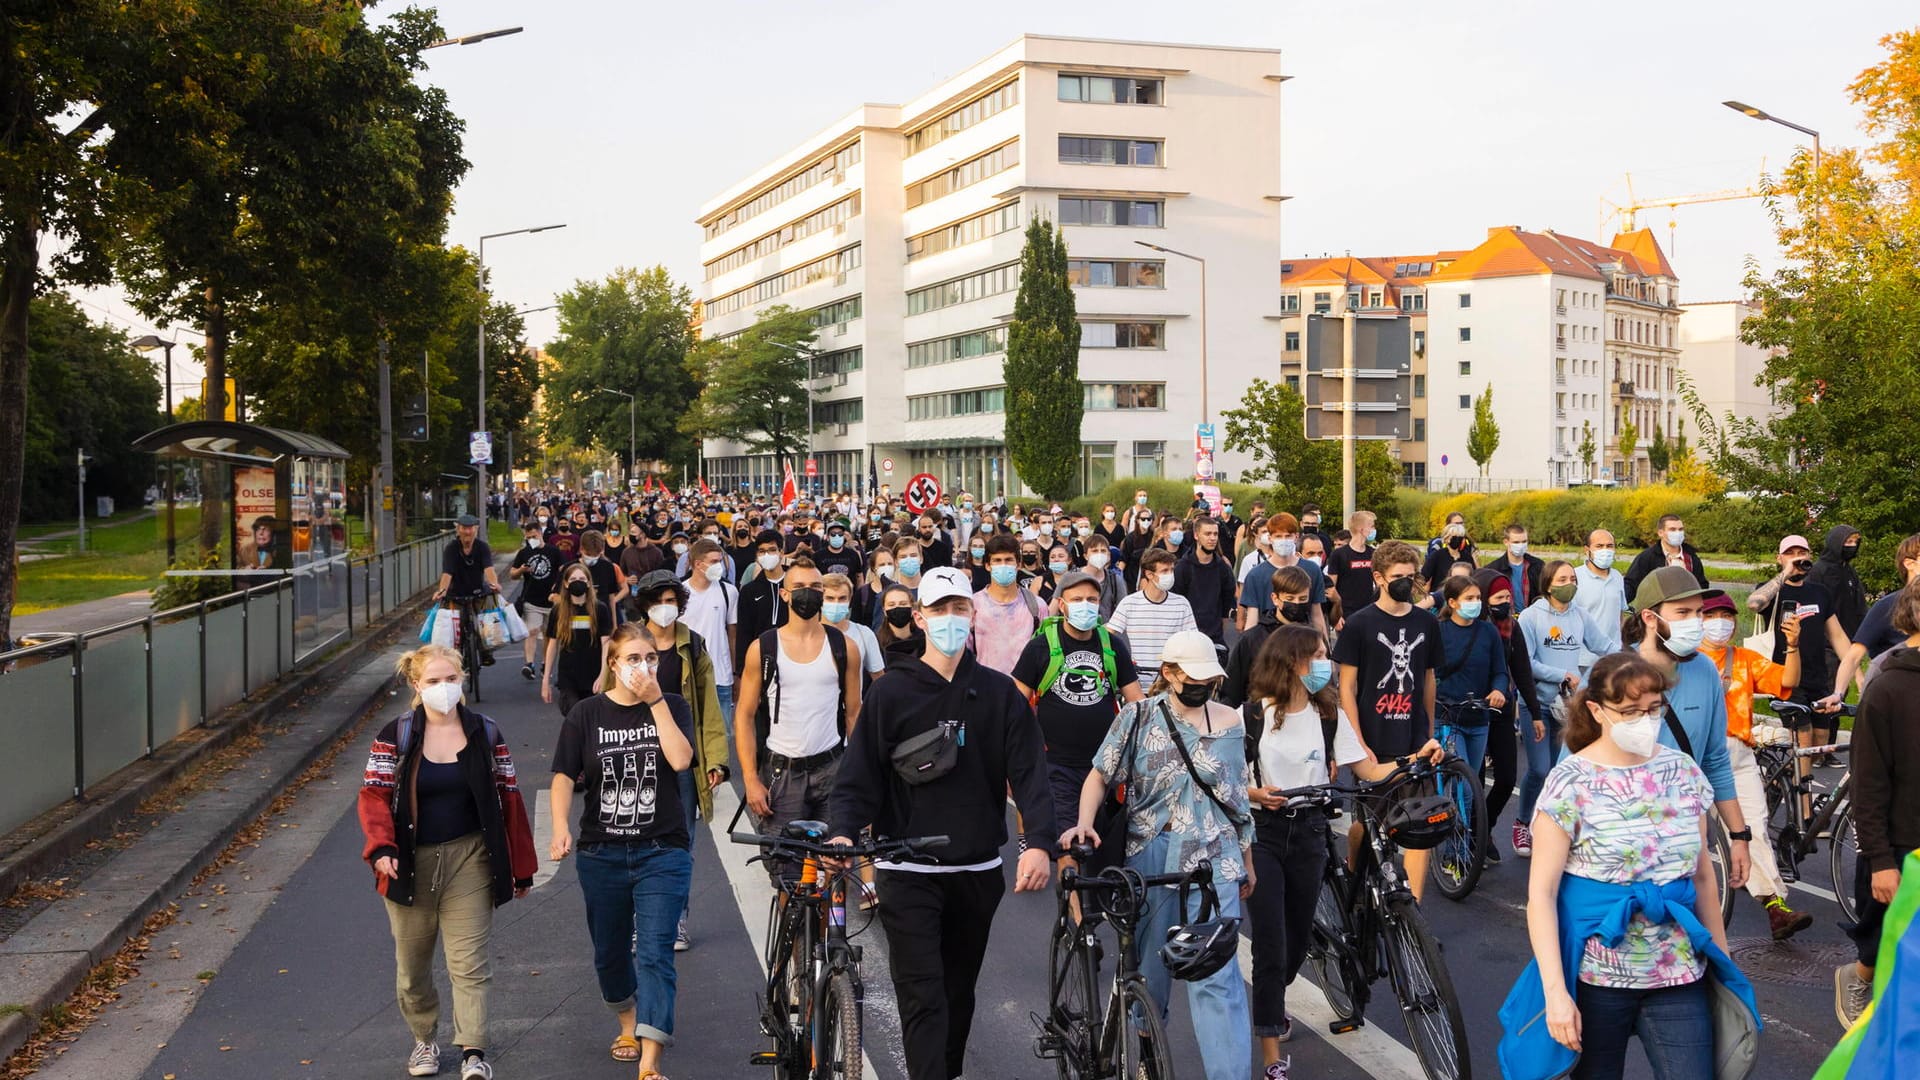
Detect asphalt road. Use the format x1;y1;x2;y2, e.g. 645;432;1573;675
44;651;1853;1080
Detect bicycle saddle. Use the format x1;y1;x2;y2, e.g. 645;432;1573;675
783;819;830;841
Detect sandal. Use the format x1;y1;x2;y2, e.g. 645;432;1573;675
609;1034;640;1062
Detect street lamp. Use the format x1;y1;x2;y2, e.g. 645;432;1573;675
1134;241;1209;424
425;26;523;49
132;334;179;563
1723;100;1821;173
772;341;819;491
476;224;565;510
597;387;635;488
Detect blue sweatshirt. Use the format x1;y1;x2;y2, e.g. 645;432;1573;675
1518;598;1601;714
1435;618;1509;723
1654;650;1738;802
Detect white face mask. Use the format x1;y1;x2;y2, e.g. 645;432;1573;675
672;542;688;556
703;560;725;582
1702;618;1736;646
759;552;781;571
1607;711;1662;757
1155;571;1175;592
1087;551;1110;570
419;682;462;714
647;603;678;628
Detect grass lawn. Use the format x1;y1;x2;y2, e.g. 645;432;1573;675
16;505;157;540
14;550;170;615
22;506;204;557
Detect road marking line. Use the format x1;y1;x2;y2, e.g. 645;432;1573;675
1237;940;1427;1080
707;784;880;1080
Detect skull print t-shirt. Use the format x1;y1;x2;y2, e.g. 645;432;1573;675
1330;603;1440;758
553;693;690;849
1011;628;1140;769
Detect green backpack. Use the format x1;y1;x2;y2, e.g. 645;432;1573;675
1028;616;1119;706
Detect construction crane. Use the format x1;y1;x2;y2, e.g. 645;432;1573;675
1598;170;1764;254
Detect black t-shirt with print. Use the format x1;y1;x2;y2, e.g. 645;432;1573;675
1330;603;1439;757
1763;579;1837;697
1011;630;1140;769
511;541;562;607
554;601;613;693
1326;544;1378;612
818;543;864;580
553;693;690;848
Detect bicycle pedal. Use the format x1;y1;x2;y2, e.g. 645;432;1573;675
1328;1018;1363;1035
748;1051;781;1066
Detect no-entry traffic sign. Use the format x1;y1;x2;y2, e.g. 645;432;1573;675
903;472;942;514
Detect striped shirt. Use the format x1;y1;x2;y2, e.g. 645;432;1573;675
1107;590;1197;688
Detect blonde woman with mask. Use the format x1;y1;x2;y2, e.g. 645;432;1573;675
550;624;696;1077
359;645;537;1079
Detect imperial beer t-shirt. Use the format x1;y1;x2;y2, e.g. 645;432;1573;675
553;694;690;848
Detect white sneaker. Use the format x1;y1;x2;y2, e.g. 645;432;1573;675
460;1056;493;1080
1265;1057;1291;1080
675;913;691;952
407;1040;441;1077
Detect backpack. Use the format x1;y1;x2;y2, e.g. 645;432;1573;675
1240;699;1338;789
754;626;850;759
390;710;502;815
1027;616;1119;708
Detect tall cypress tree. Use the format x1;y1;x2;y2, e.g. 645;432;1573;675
1004;216;1082;498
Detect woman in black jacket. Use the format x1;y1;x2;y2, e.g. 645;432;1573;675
1473;567;1539;866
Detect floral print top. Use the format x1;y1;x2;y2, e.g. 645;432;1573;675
1093;695;1253;882
1537;746;1713;989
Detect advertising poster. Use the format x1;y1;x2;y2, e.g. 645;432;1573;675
234;466;279;569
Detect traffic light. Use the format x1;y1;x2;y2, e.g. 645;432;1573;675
400;391;429;442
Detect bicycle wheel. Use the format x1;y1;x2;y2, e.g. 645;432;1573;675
461;609;483;702
1308;873;1361;1021
817;970;861;1078
1429;759;1486;901
1704;813;1734;930
1382;895;1472;1080
1830;805;1859;926
1116;977;1177;1080
1046;923;1097;1079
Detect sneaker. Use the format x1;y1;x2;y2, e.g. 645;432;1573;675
1836;963;1872;1029
1512;822;1533;858
1275;1014;1293;1043
1766;897;1814;941
1485;843;1502;866
460;1056;493;1080
1265;1056;1291;1080
407;1041;441;1077
480;650;496;667
675;914;691;952
521;663;536;681
1818;753;1844;770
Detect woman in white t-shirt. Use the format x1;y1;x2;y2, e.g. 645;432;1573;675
1242;623;1366;1078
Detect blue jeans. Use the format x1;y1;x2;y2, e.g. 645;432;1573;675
1516;698;1560;827
1129;833;1251;1080
1442;724;1489;784
1571;979;1714;1080
575;841;692;1044
677;769;698;922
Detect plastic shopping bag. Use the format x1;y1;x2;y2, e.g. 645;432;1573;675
429;608;459;649
418;608;437;644
500;603;529;643
476;607;510;650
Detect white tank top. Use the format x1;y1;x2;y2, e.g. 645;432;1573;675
766;633;842;759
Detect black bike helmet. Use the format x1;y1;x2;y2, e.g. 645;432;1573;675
1159;872;1242;982
1382;792;1456;850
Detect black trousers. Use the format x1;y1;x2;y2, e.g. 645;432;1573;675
1247;808;1328;1035
875;867;1006;1080
1851;844;1917;967
1484;706;1518;826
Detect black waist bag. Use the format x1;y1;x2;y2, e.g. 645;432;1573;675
890;684;973;786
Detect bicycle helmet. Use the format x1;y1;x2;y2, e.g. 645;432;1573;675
1159;873;1242;982
1382;792;1456;850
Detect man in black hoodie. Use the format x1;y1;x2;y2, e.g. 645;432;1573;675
828;565;1054;1080
1621;513;1711;600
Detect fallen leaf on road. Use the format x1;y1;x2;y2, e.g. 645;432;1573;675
278;969;288;974
220;1045;232;1051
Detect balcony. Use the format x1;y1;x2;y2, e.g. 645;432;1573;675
1555;339;1567;352
1556;304;1567;315
1614;380;1635;397
1555;373;1567;386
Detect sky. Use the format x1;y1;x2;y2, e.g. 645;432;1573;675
79;0;1915;398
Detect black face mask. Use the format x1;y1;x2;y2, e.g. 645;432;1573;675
567;580;589;598
1022;553;1039;565
1842;546;1860;561
1174;680;1218;707
1279;600;1313;624
787;587;823;620
1488;601;1512;621
1447;535;1465;550
1386;576;1417;603
885;606;914;629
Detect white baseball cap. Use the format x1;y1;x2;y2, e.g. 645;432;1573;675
916;565;973;608
1159;630;1226;681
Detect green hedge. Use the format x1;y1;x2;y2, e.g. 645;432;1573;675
1390;486;1767;553
1062;478;1267;518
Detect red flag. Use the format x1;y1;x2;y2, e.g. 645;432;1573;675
643;473;655;494
698;476;712;497
780;461;799;510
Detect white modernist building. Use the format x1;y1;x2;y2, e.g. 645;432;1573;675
1678;300;1780;432
694;34;1284;499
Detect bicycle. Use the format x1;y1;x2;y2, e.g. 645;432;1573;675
1430;699;1494;901
1297;757;1473;1080
729;818;947;1079
1757;699;1858;923
1033;846;1213;1080
436;591;493;702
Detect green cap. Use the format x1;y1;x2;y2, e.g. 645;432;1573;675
1632;565;1709;611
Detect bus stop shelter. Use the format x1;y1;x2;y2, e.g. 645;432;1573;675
131;420;350;570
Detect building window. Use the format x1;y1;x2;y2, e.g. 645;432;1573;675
1082;383;1165;410
703;194;861;281
809;348;863;376
1413;374;1426;398
1133;441;1165;479
1401;461;1427;487
1413;417;1427;441
1413;329;1426;354
907;386;1005;420
1081;443;1117;495
905;200;1021;260
808;296;862;328
1285;374;1300;392
904;79;1019;156
1458;360;1471;376
1284;331;1300;351
1401;292;1426;312
1058;136;1162;166
707;245;862;319
1312;291;1331;315
906;262;1020;315
1065;259;1164;288
703;140;862;240
1459;293;1472;308
1279;294;1300;313
1058;197;1162;228
814;398;864;425
905;139;1020;209
906;326;1008;368
1458;327;1471;342
1367;290;1383;308
1459;394;1472;409
1057;75;1163;105
1080;321;1164;349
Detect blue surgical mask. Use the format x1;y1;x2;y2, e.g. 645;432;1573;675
1056;601;1098;633
1458;600;1484;620
926;613;971;656
1661;615;1704;657
1302;658;1335;694
1366;528;1378;543
1666;529;1686;547
829;534;845;549
1168;529;1185;546
1048;560;1069;575
1590;548;1616;569
990;565;1018;587
970;546;986;560
821;601;851;624
1272;538;1297;558
897;557;921;577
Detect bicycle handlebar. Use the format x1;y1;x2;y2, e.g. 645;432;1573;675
1767;698;1856;724
1272;755;1442;811
1058;849;1211;893
728;830;949;864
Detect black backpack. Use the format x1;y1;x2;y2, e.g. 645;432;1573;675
753;626;850;760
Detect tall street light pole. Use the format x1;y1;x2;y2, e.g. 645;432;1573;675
1135;241;1209;423
1723;100;1821;174
425;26;523;49
132;335;179;563
772;342;818;492
598;388;635;488
476;224;565;513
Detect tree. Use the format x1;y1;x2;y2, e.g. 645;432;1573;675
1578;421;1597;479
1619;419;1639;483
681;305;817;473
1466;383;1500;478
21;296;164;520
1351;440;1401;516
544;267;697;479
1220;378;1332;494
1647;422;1671;478
1666;449;1726;498
1003;216;1082;499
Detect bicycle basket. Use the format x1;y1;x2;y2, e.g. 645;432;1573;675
1382;793;1456;850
